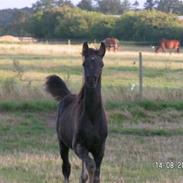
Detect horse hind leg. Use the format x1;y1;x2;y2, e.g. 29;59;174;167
59;140;71;183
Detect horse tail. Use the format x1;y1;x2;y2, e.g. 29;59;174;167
45;75;71;101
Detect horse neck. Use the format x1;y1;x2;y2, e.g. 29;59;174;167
80;75;102;118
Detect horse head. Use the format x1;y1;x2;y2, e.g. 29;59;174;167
82;42;106;88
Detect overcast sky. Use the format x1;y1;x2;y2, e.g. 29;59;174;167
0;0;145;10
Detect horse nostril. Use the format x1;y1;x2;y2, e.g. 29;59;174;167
93;76;97;82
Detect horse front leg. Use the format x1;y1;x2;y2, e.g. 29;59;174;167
80;161;88;183
114;47;115;52
93;145;105;183
162;46;166;53
74;144;96;183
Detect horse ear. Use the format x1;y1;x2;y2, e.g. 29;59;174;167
82;42;89;56
98;42;106;57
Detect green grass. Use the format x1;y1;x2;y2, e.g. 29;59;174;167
0;99;183;183
106;100;183;111
110;128;183;136
0;43;183;183
0;99;183;112
0;100;56;112
0;108;183;183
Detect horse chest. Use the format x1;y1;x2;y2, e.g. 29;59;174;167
76;115;107;149
79;128;102;151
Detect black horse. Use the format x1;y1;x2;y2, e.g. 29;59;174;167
46;42;108;183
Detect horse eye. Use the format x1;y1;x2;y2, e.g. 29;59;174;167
83;62;89;67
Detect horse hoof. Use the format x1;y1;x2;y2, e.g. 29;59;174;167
64;179;69;183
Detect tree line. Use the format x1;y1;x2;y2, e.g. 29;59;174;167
0;0;183;43
31;0;183;15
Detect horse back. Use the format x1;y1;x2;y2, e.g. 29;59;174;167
160;39;180;49
104;37;118;48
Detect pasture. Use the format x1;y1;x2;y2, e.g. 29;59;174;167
0;43;183;183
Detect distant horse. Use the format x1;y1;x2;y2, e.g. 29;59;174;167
46;42;108;183
155;39;180;53
103;37;119;52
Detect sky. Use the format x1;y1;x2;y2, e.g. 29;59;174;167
0;0;145;10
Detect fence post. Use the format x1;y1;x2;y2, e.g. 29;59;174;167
68;39;71;45
139;52;143;99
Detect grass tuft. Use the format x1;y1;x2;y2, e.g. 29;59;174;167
110;128;183;136
106;100;183;111
0;100;57;112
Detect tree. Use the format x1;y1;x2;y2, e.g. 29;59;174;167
95;0;123;14
32;0;55;11
121;0;131;13
77;0;93;11
32;0;74;11
90;16;116;39
132;0;139;11
115;10;183;42
144;0;157;10
156;0;183;14
54;0;64;6
0;8;32;36
57;0;74;7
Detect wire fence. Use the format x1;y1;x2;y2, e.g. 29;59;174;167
0;42;183;101
127;51;183;100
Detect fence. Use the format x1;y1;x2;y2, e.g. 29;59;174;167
0;42;183;101
131;51;183;101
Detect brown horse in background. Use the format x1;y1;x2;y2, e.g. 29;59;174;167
46;42;108;183
103;37;119;52
155;39;180;53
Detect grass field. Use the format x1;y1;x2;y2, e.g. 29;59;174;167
0;43;183;183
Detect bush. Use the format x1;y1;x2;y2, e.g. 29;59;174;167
90;15;116;40
115;10;183;42
30;8;183;42
30;6;117;40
